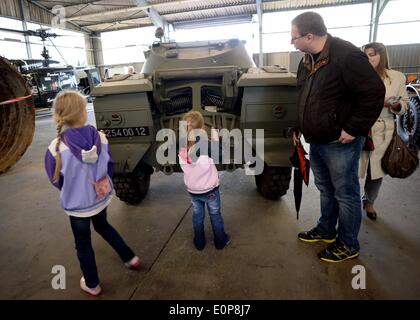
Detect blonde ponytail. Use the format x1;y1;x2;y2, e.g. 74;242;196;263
53;121;63;183
51;90;87;183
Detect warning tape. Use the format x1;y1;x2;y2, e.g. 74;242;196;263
0;94;33;106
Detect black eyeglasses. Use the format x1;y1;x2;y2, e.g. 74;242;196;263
290;33;308;43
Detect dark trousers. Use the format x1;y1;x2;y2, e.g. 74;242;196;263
362;163;383;205
69;207;135;288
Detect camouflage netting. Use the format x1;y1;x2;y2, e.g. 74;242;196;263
0;57;35;174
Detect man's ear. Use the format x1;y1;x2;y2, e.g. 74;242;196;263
306;33;313;40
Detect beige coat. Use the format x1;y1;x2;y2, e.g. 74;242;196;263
359;69;409;180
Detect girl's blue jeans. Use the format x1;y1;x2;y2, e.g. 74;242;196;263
189;187;229;249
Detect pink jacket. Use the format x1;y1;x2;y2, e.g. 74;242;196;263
178;147;219;194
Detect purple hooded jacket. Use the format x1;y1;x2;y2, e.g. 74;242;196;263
45;125;114;217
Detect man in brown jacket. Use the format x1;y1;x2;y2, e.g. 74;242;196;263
291;12;385;262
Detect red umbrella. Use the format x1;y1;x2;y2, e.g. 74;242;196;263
296;141;310;186
290;141;310;219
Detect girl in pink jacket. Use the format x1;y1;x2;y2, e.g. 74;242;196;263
179;111;230;250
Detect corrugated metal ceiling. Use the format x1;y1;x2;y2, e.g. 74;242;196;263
7;0;372;33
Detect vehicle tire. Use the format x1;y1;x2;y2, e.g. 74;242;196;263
112;163;153;204
397;96;420;147
255;165;292;200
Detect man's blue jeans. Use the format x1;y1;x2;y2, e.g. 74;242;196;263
189;187;228;249
309;137;364;252
69;208;135;288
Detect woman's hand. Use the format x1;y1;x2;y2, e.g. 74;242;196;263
384;96;402;112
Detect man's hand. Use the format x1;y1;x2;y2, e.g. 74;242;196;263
338;129;355;144
293;130;302;146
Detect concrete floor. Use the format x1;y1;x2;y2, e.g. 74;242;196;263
1;107;419;300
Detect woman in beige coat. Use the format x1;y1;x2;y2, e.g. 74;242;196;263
359;42;409;220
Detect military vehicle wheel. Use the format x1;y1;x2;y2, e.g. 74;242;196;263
112;163;153;204
255;165;292;200
397;96;420;147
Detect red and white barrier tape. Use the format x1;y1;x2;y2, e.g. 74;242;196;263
0;94;33;106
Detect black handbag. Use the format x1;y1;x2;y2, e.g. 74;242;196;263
381;107;419;178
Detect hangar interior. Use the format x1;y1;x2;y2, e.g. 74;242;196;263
0;0;420;300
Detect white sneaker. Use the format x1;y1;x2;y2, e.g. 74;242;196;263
80;277;102;296
124;256;141;270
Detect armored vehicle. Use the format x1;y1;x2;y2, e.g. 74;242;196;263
92;39;298;204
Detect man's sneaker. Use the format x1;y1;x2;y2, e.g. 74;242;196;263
80;277;101;296
318;240;359;263
298;228;336;243
124;256;141;270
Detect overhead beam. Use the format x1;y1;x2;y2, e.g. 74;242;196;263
84;17;153;32
65;0;370;23
26;0;92;34
78;0;255;27
133;0;167;31
36;0;101;8
63;0;372;34
64;0;203;22
76;15;148;27
38;1;133;8
81;17;152;29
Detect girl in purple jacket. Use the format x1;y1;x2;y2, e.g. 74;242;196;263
179;111;230;251
45;90;140;296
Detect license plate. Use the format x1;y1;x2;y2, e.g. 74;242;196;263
100;127;150;138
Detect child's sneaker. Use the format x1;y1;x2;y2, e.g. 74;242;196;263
194;237;206;251
215;234;231;250
80;277;101;296
124;256;141;270
193;229;206;251
194;236;206;251
226;235;232;246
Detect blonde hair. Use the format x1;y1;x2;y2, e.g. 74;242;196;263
183;111;205;149
52;90;87;182
363;42;390;79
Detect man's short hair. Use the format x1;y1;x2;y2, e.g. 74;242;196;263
292;12;327;37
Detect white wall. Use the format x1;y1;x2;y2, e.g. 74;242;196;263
376;0;420;45
0;17;27;59
101;26;156;65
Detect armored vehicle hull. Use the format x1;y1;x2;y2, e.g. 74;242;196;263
92;39;298;204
